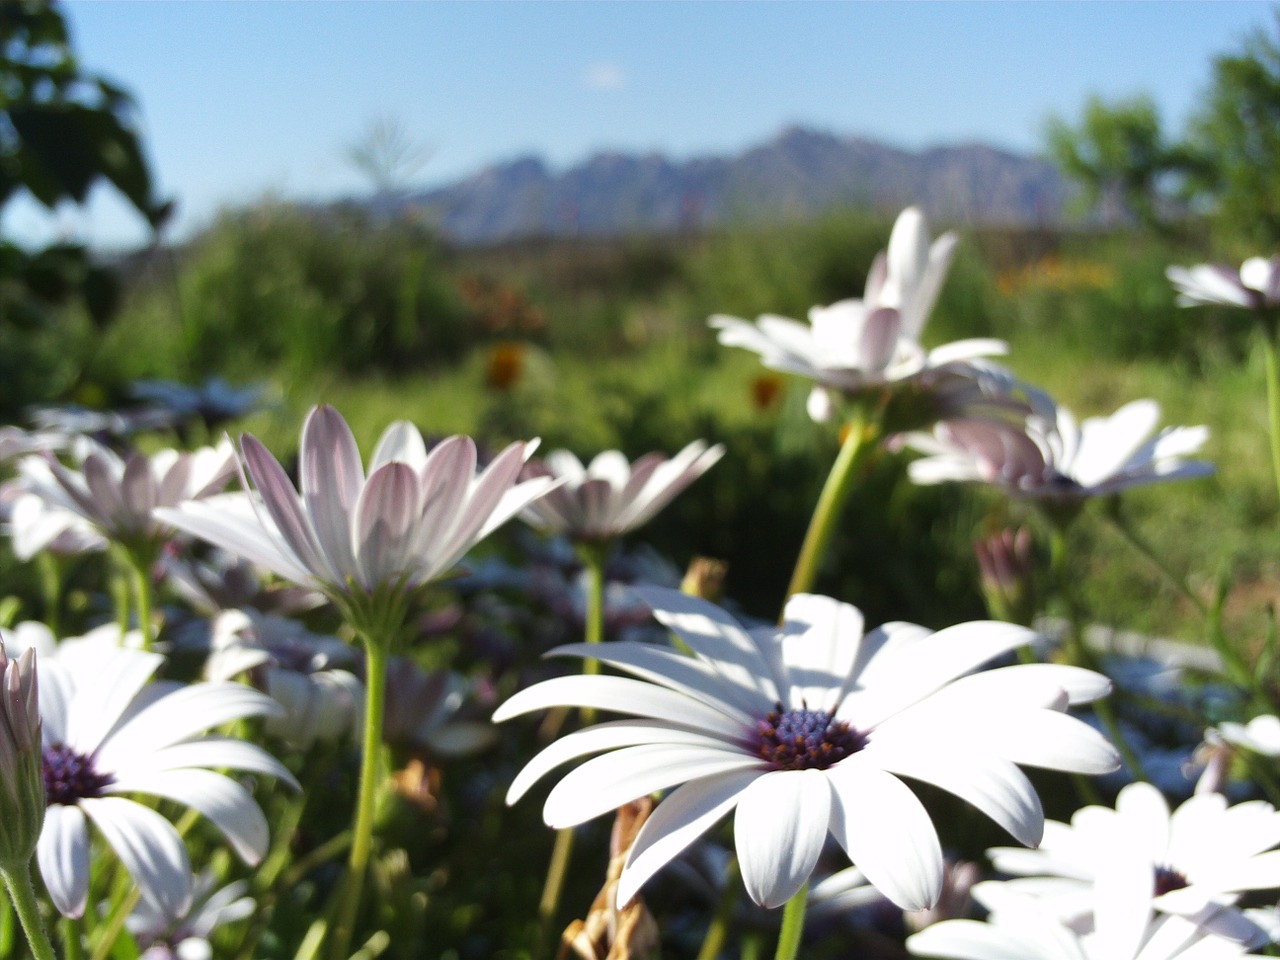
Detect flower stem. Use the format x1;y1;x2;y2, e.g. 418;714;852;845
773;880;809;960
130;554;156;652
696;854;741;960
578;544;608;724
328;636;389;960
1261;330;1280;507
1;863;57;960
785;412;876;605
60;915;84;960
535;826;575;959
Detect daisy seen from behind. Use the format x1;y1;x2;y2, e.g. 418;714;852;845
904;398;1212;504
3;627;296;919
495;587;1119;912
520;440;724;545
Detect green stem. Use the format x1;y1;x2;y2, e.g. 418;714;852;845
1104;509;1208;617
696;855;740;960
328;637;389;960
60;915;85;960
35;554;62;640
1261;331;1280;508
785;413;876;604
1;864;56;960
579;545;607;725
535;826;575;960
130;555;156;652
773;880;809;960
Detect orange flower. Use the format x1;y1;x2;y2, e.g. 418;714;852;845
485;341;527;392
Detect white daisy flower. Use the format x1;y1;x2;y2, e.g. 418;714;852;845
495;588;1119;910
905;398;1212;501
908;879;1268;960
988;781;1280;956
9;631;296;918
710;206;1006;421
128;868;255;960
519;441;724;543
1167;257;1280;311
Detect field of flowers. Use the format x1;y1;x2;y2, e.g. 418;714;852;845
5;203;1280;960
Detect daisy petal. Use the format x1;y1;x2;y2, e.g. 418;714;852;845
37;804;90;918
735;769;831;908
542;743;761;828
827;758;943;911
80;796;193;919
106;768;270;865
618;769;758;908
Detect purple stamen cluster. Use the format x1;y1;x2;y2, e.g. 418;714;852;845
43;743;113;806
1154;864;1190;897
755;703;864;770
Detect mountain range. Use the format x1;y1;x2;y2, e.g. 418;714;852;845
368;125;1067;245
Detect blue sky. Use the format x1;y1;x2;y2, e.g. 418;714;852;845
3;1;1273;249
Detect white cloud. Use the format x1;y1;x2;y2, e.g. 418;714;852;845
583;62;626;91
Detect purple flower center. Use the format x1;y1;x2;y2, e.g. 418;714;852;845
754;703;864;770
43;743;113;806
1154;865;1190;897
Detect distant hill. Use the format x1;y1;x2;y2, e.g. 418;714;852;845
366;125;1067;244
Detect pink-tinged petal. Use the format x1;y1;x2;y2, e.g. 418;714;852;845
905;230;960;341
155;498;316;587
447;440;531;556
119;453;158;532
544;449;586;484
734;768;831;908
81;453;125;526
300;406;364;582
858;307;902;373
547;642;758;722
80;796;193;919
827;758;942;911
575;477;616;536
506;719;733;804
156;453;194;508
884;207;930;311
65;647;164;755
1115;782;1172;866
542;742;760;828
105;768;268;865
492;674;748;739
95;683;282;771
111;737;299;789
411;436;477;566
631;586;783;708
863;251;888;304
473;474;560;546
618;770;758;908
370;420;429;472
778;593;864;709
863;738;1043;846
618;441;725;533
354;462;421;589
240;434;333;583
37;804;90;917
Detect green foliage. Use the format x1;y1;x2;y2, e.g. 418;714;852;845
0;0;165;336
1044;93;1187;231
1185;16;1280;249
108;204;471;382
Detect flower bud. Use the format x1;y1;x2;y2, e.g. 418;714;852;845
0;643;44;869
974;526;1036;626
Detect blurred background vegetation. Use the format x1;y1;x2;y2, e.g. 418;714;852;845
5;2;1280;647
